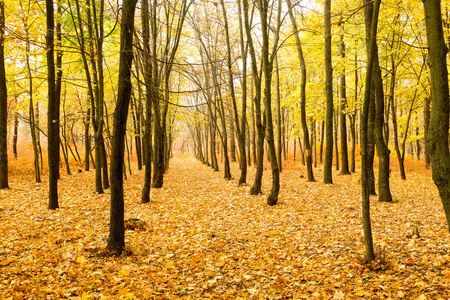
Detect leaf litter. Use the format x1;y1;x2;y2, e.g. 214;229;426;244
0;154;449;299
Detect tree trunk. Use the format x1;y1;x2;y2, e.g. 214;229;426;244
361;0;381;263
323;0;333;184
101;140;109;189
237;0;248;181
423;0;450;231
0;1;7;189
286;0;314;181
140;0;151;206
350;114;356;173
25;24;41;182
424;96;431;168
85;107;91;171
339;33;351;175
373;53;392;201
416;127;421;160
47;0;59;207
334;111;339;170
242;0;264;195
320;120;324;164
107;0;137;255
259;0;281;205
276;56;282;173
13;113;18;159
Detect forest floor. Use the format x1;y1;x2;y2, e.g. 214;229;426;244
1;153;450;299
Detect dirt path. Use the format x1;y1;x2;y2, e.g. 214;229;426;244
1;155;449;299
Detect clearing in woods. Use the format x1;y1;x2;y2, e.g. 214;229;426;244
0;155;449;299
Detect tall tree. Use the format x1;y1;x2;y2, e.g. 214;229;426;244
423;0;450;230
220;0;247;184
323;0;333;184
152;0;193;188
0;0;7;189
338;33;350;175
106;0;138;255
361;0;381;263
259;0;282;205
364;0;392;202
47;0;59;209
285;0;315;181
242;0;264;195
141;0;152;204
20;0;41;183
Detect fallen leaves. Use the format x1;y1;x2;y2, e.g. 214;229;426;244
0;155;449;298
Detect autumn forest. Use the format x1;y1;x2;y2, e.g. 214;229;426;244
1;0;450;298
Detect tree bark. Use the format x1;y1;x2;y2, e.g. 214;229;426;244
323;0;333;184
241;0;264;195
13;113;18;159
259;0;281;205
339;33;351;175
107;0;137;255
0;1;7;189
423;0;450;231
47;0;59;208
286;0;315;181
424;96;431;168
141;0;152;204
361;0;381;263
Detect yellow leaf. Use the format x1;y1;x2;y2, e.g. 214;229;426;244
81;291;91;300
118;268;131;277
355;290;365;297
76;256;86;264
444;272;450;281
166;260;174;267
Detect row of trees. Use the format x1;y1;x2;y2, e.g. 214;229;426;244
0;0;450;260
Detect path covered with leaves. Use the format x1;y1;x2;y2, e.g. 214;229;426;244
1;155;450;299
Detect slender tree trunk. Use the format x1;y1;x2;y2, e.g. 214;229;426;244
313;120;317;168
47;0;59;207
222;0;247;184
298;137;305;165
101;140;109;188
0;1;7;189
259;0;281;205
85;107;91;171
350;114;356;173
251;76;256;166
416;127;421;160
339;33;350;175
25;25;41;182
373;53;392;201
60;136;71;175
320;120;324;164
424;96;431;168
294;137;296;161
361;0;381;263
13;113;18;159
107;0;137;255
364;0;385;198
241;0;264;194
334;111;339;170
141;0;152;203
276;56;282;173
230;125;236;162
286;0;314;181
71;125;81;162
133;67;143;170
323;0;333;184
